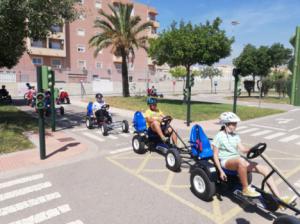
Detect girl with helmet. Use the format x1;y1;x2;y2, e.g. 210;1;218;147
145;97;177;145
212;112;296;205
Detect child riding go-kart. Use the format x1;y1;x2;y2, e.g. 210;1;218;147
189;112;300;224
85;93;129;136
0;85;12;104
132;98;191;171
56;88;70;105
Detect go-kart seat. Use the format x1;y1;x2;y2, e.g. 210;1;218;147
189;124;213;159
87;102;93;116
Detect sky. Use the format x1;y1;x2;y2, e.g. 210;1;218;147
136;0;300;65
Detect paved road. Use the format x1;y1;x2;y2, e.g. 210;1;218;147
1;103;300;224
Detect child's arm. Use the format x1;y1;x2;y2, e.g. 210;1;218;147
237;143;249;154
212;145;227;181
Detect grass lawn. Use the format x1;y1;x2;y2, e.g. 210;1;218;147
0;105;37;154
225;95;290;104
92;96;284;121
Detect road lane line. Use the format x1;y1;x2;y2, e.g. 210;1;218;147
0;174;44;190
107;135;118;140
250;124;286;131
236;126;248;131
238;128;259;134
8;204;71;224
279;135;300;142
119;133;131;138
66;220;84;224
82;132;105;142
251;130;272;137
0;182;52;202
0;192;61;217
264;132;286;140
110;147;132;154
72;128;88;132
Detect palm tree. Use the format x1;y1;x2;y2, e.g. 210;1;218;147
89;3;153;97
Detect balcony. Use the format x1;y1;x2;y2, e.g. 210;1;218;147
28;47;66;57
113;55;122;63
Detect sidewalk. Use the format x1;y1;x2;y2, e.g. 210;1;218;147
0;129;88;174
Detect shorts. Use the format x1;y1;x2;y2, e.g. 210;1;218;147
220;155;241;168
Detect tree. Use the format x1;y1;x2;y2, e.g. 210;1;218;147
169;66;186;79
149;18;233;125
200;66;222;93
269;43;292;70
0;0;78;68
89;3;152;97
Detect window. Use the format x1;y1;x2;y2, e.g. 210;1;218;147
51;59;62;68
31;39;46;48
131;8;135;16
96;62;102;69
51;25;63;33
49;39;64;50
115;63;122;73
79;14;86;20
77;29;85;36
78;60;86;69
95;1;102;9
32;57;43;65
77;45;85;53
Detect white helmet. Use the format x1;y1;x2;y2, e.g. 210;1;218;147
219;112;240;125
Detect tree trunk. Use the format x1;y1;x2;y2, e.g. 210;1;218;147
121;49;130;97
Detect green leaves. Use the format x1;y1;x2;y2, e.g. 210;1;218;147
148;18;233;68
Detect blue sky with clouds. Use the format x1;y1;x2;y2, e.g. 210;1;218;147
136;0;300;65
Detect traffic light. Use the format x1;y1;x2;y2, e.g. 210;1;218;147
237;88;242;96
232;68;241;78
41;66;55;89
36;92;45;109
47;68;54;88
183;88;188;101
190;75;195;87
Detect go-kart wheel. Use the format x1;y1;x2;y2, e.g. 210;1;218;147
132;135;147;154
100;123;109;136
122;120;129;133
86;117;93;129
247;143;266;159
273;215;300;224
59;106;64;116
165;148;181;172
66;98;70;104
190;168;216;201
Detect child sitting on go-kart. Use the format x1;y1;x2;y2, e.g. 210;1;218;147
92;93;112;124
145;97;177;145
212;112;296;206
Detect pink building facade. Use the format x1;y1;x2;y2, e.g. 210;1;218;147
1;0;159;84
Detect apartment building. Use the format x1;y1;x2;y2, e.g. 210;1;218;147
1;0;159;84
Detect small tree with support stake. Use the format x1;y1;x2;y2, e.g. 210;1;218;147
149;18;233;126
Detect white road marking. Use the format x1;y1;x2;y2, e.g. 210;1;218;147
72;128;88;132
250;124;286;131
107;135;118;140
66;220;84;224
251;130;273;137
295;180;300;188
0;182;52;202
82;132;105;142
236;126;248;131
264;132;286;140
110;147;132;154
119;133;131;138
289;126;300;132
296;142;300;145
0;192;61;216
279;135;300;142
290;109;300;112
238;128;259;134
8;204;71;224
276;118;294;124
0;173;44;190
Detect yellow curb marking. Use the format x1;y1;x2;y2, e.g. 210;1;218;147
164;172;175;191
135;153;152;174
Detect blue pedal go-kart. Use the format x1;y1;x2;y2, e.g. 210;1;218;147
189;125;300;224
132;111;192;172
85;102;129;136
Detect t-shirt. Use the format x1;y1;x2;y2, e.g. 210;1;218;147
92;100;105;111
145;109;164;127
212;131;241;160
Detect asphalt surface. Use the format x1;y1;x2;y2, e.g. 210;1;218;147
1;103;300;224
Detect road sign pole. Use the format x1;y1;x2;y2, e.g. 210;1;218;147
232;68;240;114
49;69;56;132
36;66;46;160
186;71;191;127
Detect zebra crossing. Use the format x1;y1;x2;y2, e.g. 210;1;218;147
0;173;83;224
237;125;300;145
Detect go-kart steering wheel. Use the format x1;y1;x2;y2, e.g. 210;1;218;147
247;143;267;159
161;116;172;125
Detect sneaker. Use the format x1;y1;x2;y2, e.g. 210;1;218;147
242;186;261;198
279;195;297;210
161;136;168;143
